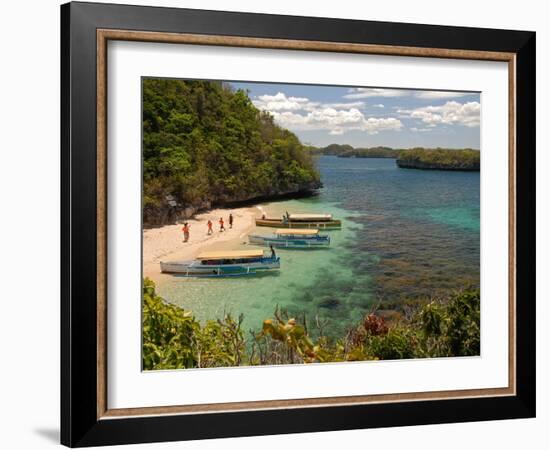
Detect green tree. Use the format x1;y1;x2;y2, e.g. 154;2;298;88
142;79;321;225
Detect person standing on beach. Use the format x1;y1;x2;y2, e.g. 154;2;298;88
229;213;234;229
207;220;213;235
182;222;190;242
270;244;276;259
219;217;225;232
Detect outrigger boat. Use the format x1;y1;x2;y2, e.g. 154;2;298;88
255;212;342;230
248;228;330;249
160;249;280;277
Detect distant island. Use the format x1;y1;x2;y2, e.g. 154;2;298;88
309;143;400;158
143;79;321;226
309;144;480;171
396;148;480;171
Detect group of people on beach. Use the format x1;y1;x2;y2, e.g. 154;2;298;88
182;213;234;242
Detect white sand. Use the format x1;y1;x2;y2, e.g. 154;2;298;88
143;206;261;281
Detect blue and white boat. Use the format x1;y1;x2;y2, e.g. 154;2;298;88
248;228;330;249
160;249;280;277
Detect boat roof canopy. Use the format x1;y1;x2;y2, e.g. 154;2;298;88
275;228;319;235
288;213;332;220
197;249;265;260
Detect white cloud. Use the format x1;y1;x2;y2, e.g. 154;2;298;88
362;117;403;134
373;104;385;108
252;92;319;111
344;88;408;99
253;92;403;135
252;92;402;135
410;127;432;133
414;91;472;100
253;93;370;113
399;101;480;128
269;108;403;135
321;101;365;109
344;88;474;101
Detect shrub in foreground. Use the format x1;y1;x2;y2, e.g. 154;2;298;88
142;278;480;370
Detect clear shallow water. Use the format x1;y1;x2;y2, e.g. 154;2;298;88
156;156;479;337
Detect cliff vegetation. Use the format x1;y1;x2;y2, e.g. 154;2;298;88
143;79;321;226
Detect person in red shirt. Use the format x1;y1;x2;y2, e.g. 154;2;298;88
182;223;190;242
219;217;225;232
207;220;213;235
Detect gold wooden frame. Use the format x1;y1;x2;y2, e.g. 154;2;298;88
96;29;516;420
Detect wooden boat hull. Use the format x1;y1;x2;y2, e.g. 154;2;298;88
255;218;341;230
160;257;280;277
248;235;330;248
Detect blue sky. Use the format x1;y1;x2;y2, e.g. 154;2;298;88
230;81;480;149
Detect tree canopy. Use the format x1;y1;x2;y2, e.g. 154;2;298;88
143;79;320;224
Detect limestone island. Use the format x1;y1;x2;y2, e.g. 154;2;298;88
396;148;480;171
308;144;480;171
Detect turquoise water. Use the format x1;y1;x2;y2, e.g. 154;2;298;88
156;156;480;337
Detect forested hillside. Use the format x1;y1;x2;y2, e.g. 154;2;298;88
143;79;321;225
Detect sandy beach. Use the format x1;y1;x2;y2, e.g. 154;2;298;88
143;206;264;281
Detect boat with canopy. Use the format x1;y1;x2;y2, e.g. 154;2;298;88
160;249;280;277
255;212;342;230
248;228;330;248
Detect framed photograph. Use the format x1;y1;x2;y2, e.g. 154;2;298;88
61;1;536;447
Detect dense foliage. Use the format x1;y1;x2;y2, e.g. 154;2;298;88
397;148;480;170
143;278;246;369
143;79;320;225
143;278;480;370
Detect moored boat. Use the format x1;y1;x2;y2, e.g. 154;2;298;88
287;213;333;222
255;212;342;230
248;228;330;248
160;249;280;277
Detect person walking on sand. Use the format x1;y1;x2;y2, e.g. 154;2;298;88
182;222;190;243
229;213;234;229
207;219;213;235
219;217;225;232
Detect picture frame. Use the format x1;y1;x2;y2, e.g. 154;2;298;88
60;1;536;447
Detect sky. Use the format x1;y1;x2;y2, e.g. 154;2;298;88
230;81;481;149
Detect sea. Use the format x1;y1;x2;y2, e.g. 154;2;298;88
155;156;480;338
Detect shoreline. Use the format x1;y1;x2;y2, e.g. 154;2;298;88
143;186;321;228
143;205;262;282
